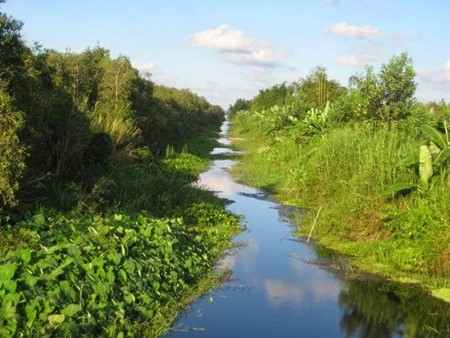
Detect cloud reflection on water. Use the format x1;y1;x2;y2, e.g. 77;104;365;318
264;279;304;307
196;160;248;198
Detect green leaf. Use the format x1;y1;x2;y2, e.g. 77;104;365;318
25;275;38;288
3;280;17;293
60;281;76;302
419;145;433;186
48;314;65;326
62;304;81;317
123;260;135;275
33;213;46;228
48;267;65;280
420;124;446;149
434;148;450;167
381;182;417;196
119;269;127;283
123;293;135;304
0;263;17;283
442;103;450;120
140;227;152;237
14;249;32;264
25;303;38;323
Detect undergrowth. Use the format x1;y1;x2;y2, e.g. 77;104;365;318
0;129;242;336
230;110;450;295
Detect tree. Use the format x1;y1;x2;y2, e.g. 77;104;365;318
97;55;137;117
250;82;292;112
0;11;27;93
294;66;347;110
355;53;416;122
0;82;25;207
227;98;251;118
380;53;416;120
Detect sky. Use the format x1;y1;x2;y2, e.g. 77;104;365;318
2;0;449;108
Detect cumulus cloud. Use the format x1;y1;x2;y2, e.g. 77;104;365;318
324;22;382;39
416;59;450;102
188;24;284;68
132;61;156;74
418;59;450;86
338;45;385;67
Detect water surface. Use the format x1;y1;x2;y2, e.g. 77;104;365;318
165;121;450;338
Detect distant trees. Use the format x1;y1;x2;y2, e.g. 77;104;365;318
294;66;347;110
250;82;293;112
0;9;224;210
227;98;251;118
145;85;223;148
230;67;347;121
233;53;417;126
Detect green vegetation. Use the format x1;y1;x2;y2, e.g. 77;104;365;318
0;208;239;337
0;7;240;337
230;53;450;296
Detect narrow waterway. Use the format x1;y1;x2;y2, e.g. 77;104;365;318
165;121;450;338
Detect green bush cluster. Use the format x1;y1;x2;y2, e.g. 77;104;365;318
0;207;240;337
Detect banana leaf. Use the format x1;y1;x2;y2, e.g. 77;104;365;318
420;124;446;149
380;182;417;196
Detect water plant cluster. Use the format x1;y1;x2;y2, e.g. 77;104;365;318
229;53;450;296
0;207;240;337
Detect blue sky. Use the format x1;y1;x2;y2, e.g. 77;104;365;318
2;0;449;108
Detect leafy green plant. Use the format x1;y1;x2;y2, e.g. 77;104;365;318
288;101;333;138
381;103;450;195
0;207;240;336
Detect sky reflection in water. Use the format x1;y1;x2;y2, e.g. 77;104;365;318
165;122;450;338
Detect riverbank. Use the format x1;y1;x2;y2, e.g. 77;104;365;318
0;128;241;337
229;115;450;303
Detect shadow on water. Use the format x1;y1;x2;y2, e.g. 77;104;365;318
165;120;450;338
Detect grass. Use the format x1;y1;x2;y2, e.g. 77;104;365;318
230;112;450;299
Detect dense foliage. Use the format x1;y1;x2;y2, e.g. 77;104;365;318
0;9;224;212
230;54;450;293
0;207;240;337
0;7;241;337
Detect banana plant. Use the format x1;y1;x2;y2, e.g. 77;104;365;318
286;101;332;138
382;103;450;196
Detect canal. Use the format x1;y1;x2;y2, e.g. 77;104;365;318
165;121;450;338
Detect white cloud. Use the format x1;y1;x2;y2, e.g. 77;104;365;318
338;45;385;67
418;59;450;87
188;24;284;68
132;61;156;72
445;59;450;75
324;22;382;39
325;0;340;4
415;59;450;102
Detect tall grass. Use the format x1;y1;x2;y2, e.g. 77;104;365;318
232;113;450;283
89;111;141;150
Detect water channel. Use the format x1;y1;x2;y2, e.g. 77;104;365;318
165;121;450;338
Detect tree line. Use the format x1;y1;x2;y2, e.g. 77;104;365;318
228;53;444;125
0;10;224;215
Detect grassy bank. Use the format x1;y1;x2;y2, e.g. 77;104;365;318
230;111;450;301
0;130;242;337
